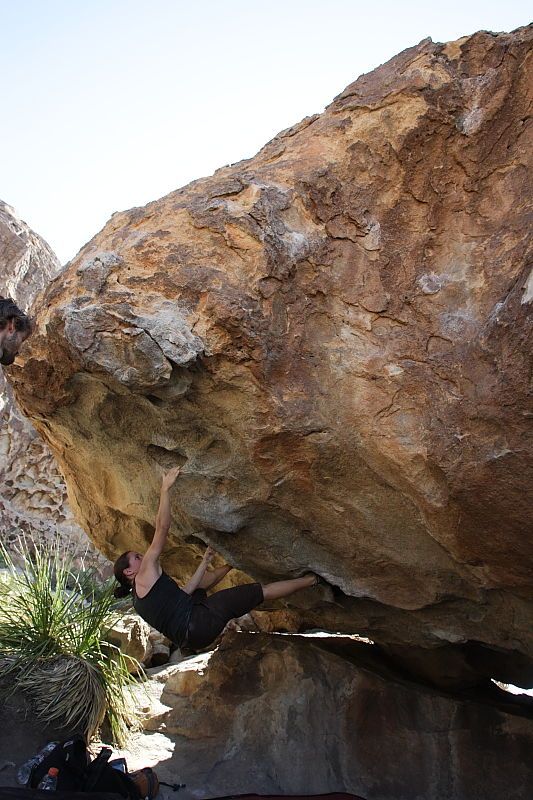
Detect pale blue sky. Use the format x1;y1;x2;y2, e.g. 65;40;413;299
1;1;530;264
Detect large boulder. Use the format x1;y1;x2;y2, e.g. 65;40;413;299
6;28;533;685
137;633;533;799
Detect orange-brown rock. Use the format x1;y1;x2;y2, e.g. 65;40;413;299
7;28;533;685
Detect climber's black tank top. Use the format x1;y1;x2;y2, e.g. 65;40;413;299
133;571;193;645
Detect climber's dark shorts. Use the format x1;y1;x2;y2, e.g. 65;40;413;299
185;582;264;649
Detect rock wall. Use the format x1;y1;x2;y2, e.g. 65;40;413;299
0;201;106;569
139;633;533;799
0;200;60;311
6;28;533;685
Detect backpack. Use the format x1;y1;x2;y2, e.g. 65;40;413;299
26;736;142;798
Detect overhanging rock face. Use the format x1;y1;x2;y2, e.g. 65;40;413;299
7;28;533;685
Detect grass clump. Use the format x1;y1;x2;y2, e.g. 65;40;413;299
0;536;141;745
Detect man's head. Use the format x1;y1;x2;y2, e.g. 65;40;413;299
0;296;33;366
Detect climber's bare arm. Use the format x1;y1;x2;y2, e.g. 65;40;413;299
183;546;215;594
143;467;181;565
199;564;232;591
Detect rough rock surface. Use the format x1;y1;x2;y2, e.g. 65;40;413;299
137;633;533;799
106;613;154;669
0;201;106;569
0;200;60;312
6;29;533;685
106;613;171;670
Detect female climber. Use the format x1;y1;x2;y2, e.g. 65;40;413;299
113;466;319;650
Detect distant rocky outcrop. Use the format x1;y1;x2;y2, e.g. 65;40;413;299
0;200;60;310
6;26;533;695
0;201;106;568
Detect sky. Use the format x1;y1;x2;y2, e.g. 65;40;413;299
1;0;530;264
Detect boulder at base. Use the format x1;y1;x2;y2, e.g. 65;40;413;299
137;633;533;800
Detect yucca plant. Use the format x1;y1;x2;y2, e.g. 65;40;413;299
0;535;141;745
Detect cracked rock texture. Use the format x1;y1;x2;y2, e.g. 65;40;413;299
138;633;533;799
0;201;107;569
6;28;533;685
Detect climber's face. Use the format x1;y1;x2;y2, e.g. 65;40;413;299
0;320;30;366
125;552;143;579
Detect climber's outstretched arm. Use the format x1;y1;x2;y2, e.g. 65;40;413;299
144;466;181;563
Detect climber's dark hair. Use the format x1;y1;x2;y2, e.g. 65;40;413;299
0;296;32;332
113;551;133;598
